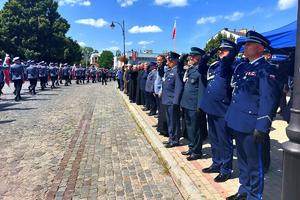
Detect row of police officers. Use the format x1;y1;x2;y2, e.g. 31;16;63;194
123;30;281;200
0;57;109;101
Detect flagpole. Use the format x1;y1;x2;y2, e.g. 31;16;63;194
174;38;176;52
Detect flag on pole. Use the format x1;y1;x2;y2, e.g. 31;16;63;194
172;20;176;40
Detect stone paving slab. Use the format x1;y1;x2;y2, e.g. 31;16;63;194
0;81;183;200
119;89;289;200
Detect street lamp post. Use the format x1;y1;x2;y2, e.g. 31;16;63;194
110;20;126;64
281;1;300;199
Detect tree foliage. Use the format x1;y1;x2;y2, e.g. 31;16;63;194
204;33;236;63
0;0;82;63
97;51;114;69
80;46;95;66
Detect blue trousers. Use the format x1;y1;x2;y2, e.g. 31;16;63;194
165;105;181;145
184;108;207;155
233;131;264;200
207;114;233;175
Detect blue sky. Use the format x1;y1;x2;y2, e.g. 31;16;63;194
0;0;298;54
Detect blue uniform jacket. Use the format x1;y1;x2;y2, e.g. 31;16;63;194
26;65;38;79
0;65;10;83
75;68;81;76
199;57;236;117
180;65;206;111
63;67;70;76
139;71;148;92
161;66;183;106
49;66;59;77
145;69;157;93
10;64;25;81
225;57;281;134
39;66;48;77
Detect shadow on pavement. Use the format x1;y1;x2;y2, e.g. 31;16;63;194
0;102;19;110
1;107;37;111
0;119;16;124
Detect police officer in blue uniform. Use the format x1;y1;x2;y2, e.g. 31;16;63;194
38;61;48;90
49;62;59;89
75;65;81;84
62;63;70;86
54;63;60;86
180;47;208;160
225;31;281;200
90;65;97;83
81;65;86;84
26;60;38;95
162;51;183;148
199;39;237;183
10;57;25;101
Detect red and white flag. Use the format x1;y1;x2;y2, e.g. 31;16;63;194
172;20;176;40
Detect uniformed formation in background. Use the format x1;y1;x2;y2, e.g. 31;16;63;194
0;56;116;101
117;30;294;200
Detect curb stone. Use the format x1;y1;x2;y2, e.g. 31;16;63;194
119;91;205;200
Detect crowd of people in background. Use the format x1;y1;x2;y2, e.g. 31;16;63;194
116;30;294;200
0;54;117;101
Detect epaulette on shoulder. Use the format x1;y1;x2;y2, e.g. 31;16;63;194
209;61;218;67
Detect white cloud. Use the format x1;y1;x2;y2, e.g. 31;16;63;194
154;0;188;7
224;11;244;21
75;18;109;28
117;0;138;7
103;46;120;51
111;40;118;44
196;16;218;25
125;41;133;46
138;40;154;45
78;42;86;46
278;0;297;10
128;25;162;33
58;0;91;6
248;7;264;16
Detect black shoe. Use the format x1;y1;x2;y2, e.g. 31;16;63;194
214;173;231;183
148;112;156;116
164;143;178;148
202;165;220;173
142;108;150;111
187;153;202;161
181;150;192;156
162;141;169;145
152;124;158;128
226;193;247;200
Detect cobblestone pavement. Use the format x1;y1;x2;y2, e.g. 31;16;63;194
122;91;289;200
0;81;183;200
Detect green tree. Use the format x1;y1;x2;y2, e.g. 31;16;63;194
0;0;79;63
80;46;95;66
63;37;82;64
97;51;114;69
204;33;236;63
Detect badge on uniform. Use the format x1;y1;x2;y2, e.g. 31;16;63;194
245;71;256;76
